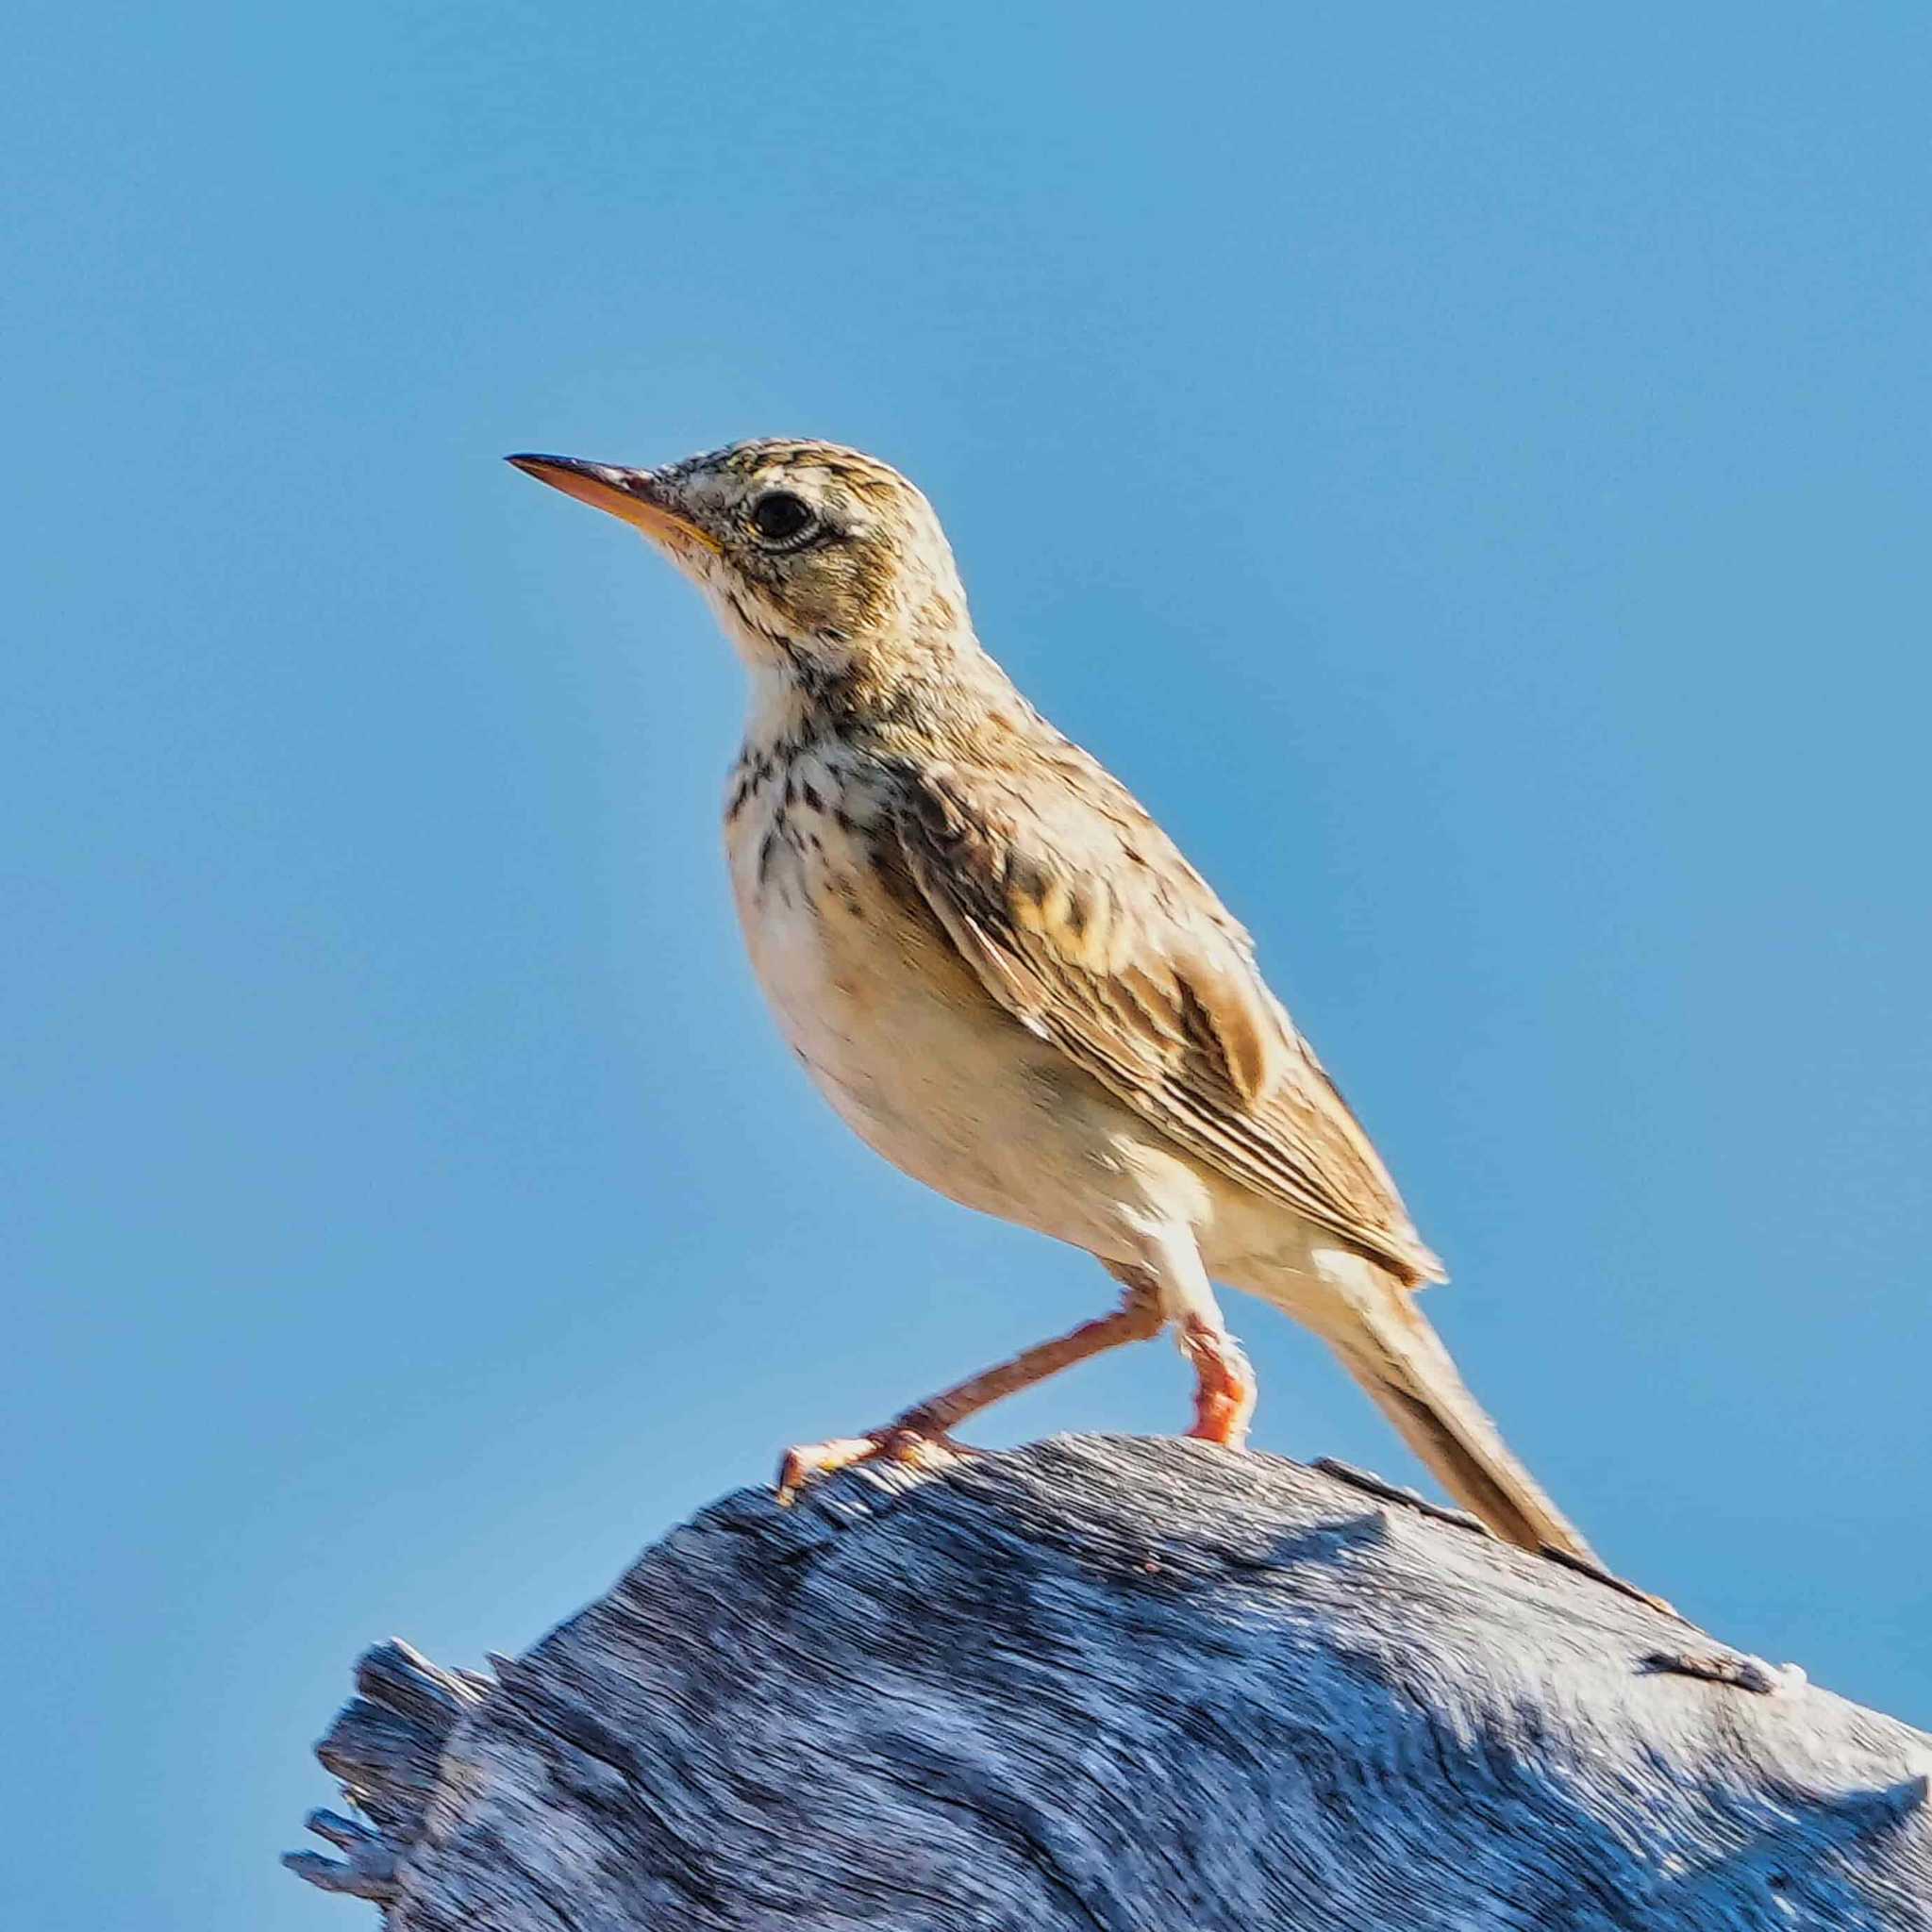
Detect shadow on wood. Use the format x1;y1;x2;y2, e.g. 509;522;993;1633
289;1435;1932;1929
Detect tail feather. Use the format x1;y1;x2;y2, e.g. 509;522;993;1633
1310;1268;1599;1564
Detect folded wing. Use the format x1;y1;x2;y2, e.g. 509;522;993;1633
889;742;1443;1287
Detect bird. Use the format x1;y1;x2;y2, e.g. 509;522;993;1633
508;438;1599;1563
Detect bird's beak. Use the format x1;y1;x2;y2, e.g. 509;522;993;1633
506;454;723;555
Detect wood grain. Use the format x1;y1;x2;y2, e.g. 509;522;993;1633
290;1435;1932;1929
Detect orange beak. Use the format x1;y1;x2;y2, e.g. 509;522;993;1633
507;454;722;555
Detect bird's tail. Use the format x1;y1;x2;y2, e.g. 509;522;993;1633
1299;1261;1599;1564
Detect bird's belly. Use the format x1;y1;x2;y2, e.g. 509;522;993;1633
729;823;1184;1255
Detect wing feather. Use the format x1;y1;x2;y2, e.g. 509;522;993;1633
891;750;1443;1285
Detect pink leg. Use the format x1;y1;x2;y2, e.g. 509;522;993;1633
1120;1232;1258;1451
1179;1314;1257;1447
776;1274;1165;1503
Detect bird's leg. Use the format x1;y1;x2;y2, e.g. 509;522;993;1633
775;1274;1165;1504
1178;1315;1257;1448
1122;1228;1257;1450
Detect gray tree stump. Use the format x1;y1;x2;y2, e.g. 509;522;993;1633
289;1434;1932;1929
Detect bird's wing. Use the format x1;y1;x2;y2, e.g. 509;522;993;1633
889;743;1443;1285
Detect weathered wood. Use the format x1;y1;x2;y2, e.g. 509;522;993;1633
289;1435;1932;1929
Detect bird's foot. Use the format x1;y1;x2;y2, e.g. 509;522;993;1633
774;1424;975;1506
1180;1317;1257;1450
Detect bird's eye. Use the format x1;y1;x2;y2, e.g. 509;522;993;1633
748;491;817;546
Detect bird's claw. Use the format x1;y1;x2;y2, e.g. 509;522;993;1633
1178;1318;1257;1449
775;1425;974;1506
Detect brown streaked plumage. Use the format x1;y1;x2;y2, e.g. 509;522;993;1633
890;746;1441;1285
508;438;1600;1565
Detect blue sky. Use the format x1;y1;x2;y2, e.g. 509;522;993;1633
8;7;1931;1925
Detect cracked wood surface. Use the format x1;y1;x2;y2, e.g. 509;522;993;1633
291;1434;1932;1929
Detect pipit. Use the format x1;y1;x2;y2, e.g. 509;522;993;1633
510;439;1596;1562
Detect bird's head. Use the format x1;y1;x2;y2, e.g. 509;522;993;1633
508;440;974;695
